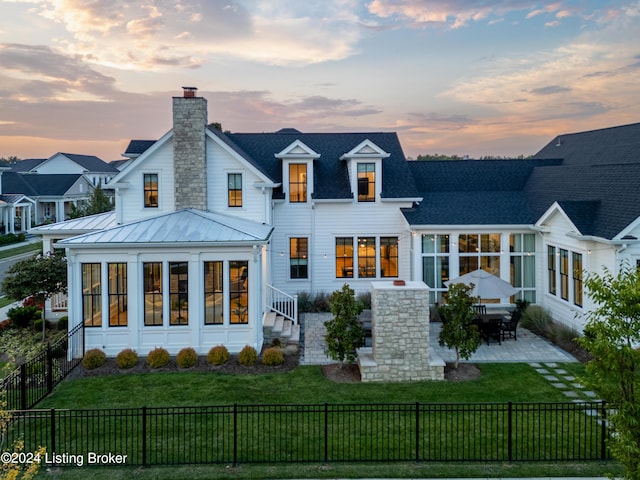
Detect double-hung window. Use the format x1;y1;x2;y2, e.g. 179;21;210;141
228;173;242;207
143;173;159;208
289;164;307;203
143;262;162;326
357;163;375;202
336;238;354;278
108;263;127;327
82;263;101;327
290;238;308;279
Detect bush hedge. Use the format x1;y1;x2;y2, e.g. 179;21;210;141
116;348;139;369
147;347;170;368
238;345;257;366
207;345;230;365
82;348;106;370
262;347;284;366
176;347;198;368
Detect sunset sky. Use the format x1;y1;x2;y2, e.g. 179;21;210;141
1;0;639;161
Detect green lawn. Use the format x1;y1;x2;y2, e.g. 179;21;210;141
39;363;585;409
0;240;42;259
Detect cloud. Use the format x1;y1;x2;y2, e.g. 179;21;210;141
407;112;476;130
30;0;365;68
367;0;559;29
530;86;572;95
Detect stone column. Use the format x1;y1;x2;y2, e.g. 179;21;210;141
357;281;444;382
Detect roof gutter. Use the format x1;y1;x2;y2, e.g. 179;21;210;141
54;240;271;250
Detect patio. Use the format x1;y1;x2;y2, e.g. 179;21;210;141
300;312;577;365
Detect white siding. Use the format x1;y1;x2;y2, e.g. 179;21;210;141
35;154;82;174
118;140;175;224
270;199;413;297
206;140;269;223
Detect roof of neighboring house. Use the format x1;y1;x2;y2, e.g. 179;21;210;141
57;209;273;246
10;158;46;172
110;159;132;170
2;172;88;196
221;130;420;200
58;153;120;173
30;211;117;236
0;194;29;205
123;140;156;157
535;122;640;166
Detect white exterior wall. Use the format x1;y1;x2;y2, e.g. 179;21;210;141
118;140;175;224
66;244;264;357
206;140;269;224
35;154;81;174
270;198;413;297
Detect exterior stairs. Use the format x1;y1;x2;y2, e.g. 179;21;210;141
262;311;300;345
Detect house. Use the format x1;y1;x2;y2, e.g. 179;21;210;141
0;170;95;226
32;88;640;356
12;152;120;188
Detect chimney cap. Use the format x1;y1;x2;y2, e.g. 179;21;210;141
182;86;198;98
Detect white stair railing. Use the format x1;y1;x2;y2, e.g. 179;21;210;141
265;284;298;324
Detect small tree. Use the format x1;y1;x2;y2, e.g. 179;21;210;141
324;284;365;366
577;264;640;480
438;283;481;369
1;252;67;341
68;185;113;219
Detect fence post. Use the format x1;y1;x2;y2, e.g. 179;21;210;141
233;404;238;466
50;409;56;454
46;342;53;393
507;402;513;463
20;363;27;410
324;403;329;463
600;401;607;463
141;406;147;467
415;402;420;462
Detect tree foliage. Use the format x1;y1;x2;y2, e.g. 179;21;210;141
1;252;67;340
68;185;113;219
324;284;365;365
438;283;481;369
577;264;640;480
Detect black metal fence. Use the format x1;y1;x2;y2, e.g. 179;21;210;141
5;401;609;466
1;322;84;410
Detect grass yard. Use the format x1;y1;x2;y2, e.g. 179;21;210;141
0;240;42;259
39;362;586;408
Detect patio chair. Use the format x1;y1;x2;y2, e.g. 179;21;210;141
472;305;487;316
483;318;502;345
501;310;521;341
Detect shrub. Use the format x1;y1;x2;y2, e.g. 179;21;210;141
238;345;258;366
312;291;330;312
262;346;284;366
356;291;371;310
207;345;230;365
7;305;40;328
176;347;198;368
82;348;106;370
57;316;68;331
297;291;313;313
147;347;170;368
116;348;139;369
520;305;553;334
324;284;365;365
33;318;51;332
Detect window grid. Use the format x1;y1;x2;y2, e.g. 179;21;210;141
560;249;569;301
230;261;248;324
357;163;375;202
548;246;557;295
380;237;398;278
143;262;162;326
509;234;536;304
82;263;101;327
228;173;242;207
289;164;307;203
572;252;583;307
143;173;158;208
204;261;224;325
336;238;354;278
169;262;188;325
422;234;450;304
290;238;309;279
108;263;127;327
358;237;376;277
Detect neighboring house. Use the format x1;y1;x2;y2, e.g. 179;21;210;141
1;170;94;225
31;88;640;356
13;152;120;188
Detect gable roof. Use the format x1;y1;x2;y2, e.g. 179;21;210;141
535;122;640;166
57;153;120;173
57;209;273;246
11;158;46;172
2;172;88;196
223;130;419;200
525;162;640;239
30;211;117;235
402;159;561;226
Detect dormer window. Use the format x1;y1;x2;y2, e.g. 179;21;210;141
289;164;307;203
357;163;375;202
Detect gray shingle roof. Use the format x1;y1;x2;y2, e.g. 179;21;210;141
60;153;120;173
123;140;156;157
223;131;419;200
2;172;86;196
10;158;46;172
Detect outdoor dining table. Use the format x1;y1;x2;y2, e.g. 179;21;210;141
472;310;511;345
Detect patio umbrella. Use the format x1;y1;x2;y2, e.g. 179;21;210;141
444;268;518;303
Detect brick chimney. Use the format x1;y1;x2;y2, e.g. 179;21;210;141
172;86;208;210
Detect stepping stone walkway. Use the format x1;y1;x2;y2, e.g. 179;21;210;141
529;361;599;401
